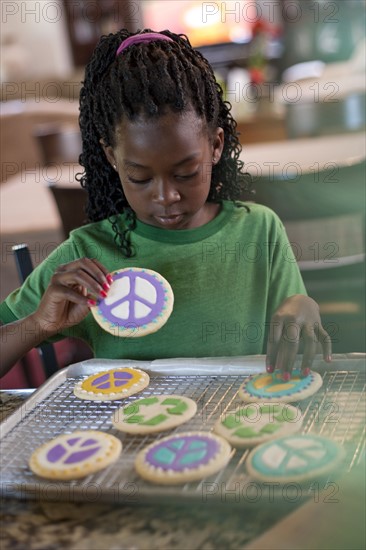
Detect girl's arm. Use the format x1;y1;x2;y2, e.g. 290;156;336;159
0;258;111;378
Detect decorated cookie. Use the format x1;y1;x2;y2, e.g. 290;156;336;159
29;430;122;480
90;267;174;337
74;367;150;401
246;434;344;483
213;403;303;448
238;368;323;403
112;394;197;435
135;431;232;485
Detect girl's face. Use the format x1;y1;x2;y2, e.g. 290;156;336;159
103;110;224;230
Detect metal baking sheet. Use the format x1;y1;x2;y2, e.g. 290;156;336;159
1;355;365;507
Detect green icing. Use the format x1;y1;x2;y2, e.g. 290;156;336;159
222;414;241;429
125;415;144;424
233;427;258;438
141;414;168;426
162;398;188;415
260;423;282;434
241;406;258;418
260;405;281;414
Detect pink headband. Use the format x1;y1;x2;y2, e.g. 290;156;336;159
116;32;174;56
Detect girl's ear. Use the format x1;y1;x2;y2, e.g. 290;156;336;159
99;138;117;169
212;127;224;164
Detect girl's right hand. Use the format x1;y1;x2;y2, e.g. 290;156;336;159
31;258;112;337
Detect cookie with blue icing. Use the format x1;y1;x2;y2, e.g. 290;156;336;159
90;267;174;337
246;434;344;483
238;368;323;404
214;403;303;448
135;431;232;484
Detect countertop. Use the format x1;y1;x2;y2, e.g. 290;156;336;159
0;390;290;550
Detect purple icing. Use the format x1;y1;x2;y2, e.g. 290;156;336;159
64;447;101;464
92;373;109;386
91;371;133;390
98;270;167;327
67;437;81;446
47;443;67;462
146;435;219;472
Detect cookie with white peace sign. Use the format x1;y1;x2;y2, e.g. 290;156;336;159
73;367;150;401
246;434;344;483
112;394;197;434
214;403;303;448
91;267;174;337
29;430;122;480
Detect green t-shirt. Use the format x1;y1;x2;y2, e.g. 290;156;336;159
0;201;306;359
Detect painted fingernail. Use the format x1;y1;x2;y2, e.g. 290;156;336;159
266;365;275;373
301;367;311;378
107;274;113;284
326;355;332;363
282;372;291;382
102;282;110;291
100;290;108;298
87;299;97;307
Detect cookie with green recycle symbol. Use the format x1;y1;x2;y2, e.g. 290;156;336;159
112;394;197;434
214;403;303;448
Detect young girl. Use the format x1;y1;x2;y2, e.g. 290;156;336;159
0;29;331;380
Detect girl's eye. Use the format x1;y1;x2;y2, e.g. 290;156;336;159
175;171;198;180
127;176;151;184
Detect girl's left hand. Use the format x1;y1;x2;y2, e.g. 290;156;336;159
266;294;332;380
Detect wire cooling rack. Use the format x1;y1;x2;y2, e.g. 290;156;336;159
1;356;365;507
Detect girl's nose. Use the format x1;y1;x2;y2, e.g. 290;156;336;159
152;179;180;206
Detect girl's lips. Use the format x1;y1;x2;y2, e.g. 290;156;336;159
154;214;184;227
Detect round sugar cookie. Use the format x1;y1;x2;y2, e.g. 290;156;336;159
112;394;197;435
238;368;323;403
90;267;174;337
135;431;232;485
246;434;344;483
213;403;303;448
29;430;122;480
74;367;150;401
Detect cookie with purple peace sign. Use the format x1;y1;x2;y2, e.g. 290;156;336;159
90;268;174;337
29;430;122;480
135;431;232;485
73;367;150;401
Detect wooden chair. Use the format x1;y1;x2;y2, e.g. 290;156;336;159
47;184;87;238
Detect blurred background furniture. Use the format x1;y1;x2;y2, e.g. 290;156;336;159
243;132;366;353
34;124;87;238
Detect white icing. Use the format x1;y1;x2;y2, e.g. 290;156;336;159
286;438;316;449
304;449;326;459
262;444;286;469
287;455;307;469
135;276;157;304
105;276;130;304
134;301;152;319
111;301;130;319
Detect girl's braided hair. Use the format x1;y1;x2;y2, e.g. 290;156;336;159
78;28;251;256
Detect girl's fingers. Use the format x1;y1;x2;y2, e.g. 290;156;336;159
318;325;332;363
276;322;300;380
266;317;283;374
52;258;111;299
300;324;318;376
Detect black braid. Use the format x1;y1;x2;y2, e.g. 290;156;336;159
77;29;251;257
